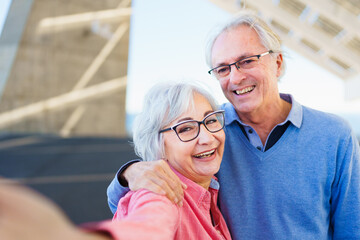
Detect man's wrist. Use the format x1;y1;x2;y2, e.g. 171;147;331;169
117;159;141;187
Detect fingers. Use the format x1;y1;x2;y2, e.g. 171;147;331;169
125;160;186;206
148;161;184;206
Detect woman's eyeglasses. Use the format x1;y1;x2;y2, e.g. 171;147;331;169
159;110;225;142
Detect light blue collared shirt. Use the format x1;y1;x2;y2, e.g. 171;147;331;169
222;93;302;151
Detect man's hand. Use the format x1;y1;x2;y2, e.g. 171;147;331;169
123;160;187;206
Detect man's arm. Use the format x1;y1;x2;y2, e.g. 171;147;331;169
107;173;129;214
331;130;360;239
107;159;186;213
107;160;141;214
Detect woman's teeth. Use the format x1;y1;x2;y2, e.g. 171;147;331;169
193;149;215;158
235;86;255;95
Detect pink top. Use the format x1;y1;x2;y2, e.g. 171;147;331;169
93;169;232;240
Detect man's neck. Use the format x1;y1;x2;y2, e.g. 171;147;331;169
238;98;292;145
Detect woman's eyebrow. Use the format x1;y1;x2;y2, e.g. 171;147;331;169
204;110;214;117
176;117;193;123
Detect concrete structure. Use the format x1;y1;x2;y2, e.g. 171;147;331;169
0;0;131;137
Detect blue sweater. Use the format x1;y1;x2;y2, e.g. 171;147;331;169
107;98;360;239
219;101;360;239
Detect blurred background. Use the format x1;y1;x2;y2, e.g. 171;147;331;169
0;0;359;224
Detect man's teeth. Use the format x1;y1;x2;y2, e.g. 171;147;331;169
235;86;255;95
193;150;215;158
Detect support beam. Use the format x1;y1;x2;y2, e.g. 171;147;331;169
36;8;131;35
246;0;360;73
278;31;349;79
300;0;360;39
60;105;86;137
0;77;127;129
73;22;129;90
60;22;129;136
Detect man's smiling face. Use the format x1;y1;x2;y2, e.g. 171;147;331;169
211;25;283;117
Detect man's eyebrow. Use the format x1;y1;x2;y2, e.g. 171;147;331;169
213;53;252;68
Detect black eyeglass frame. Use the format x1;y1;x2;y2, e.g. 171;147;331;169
208;50;274;76
159;110;225;142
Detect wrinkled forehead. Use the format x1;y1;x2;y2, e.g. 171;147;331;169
211;25;265;65
218;25;264;48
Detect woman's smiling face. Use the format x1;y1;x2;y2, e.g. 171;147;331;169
162;93;225;189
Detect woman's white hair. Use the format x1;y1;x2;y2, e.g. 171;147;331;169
205;9;286;78
132;81;219;162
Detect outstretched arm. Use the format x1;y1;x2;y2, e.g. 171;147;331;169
100;189;180;240
0;180;112;240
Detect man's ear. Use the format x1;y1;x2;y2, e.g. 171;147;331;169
276;53;283;78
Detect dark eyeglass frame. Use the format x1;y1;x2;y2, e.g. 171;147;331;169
159;110;225;142
208;50;274;77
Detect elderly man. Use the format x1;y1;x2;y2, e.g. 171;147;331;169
107;10;360;239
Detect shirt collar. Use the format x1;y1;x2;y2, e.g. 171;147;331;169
222;93;302;128
280;93;302;128
170;165;219;206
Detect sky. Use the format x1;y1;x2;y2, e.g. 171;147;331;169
126;0;360;135
126;0;230;112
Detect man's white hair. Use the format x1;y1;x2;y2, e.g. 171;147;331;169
205;9;285;78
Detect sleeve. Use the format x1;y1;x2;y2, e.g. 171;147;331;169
107;160;141;214
97;190;180;240
331;130;360;239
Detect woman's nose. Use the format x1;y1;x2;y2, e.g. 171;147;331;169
197;124;215;144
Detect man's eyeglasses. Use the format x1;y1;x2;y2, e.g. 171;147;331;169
208;50;273;79
159;110;225;142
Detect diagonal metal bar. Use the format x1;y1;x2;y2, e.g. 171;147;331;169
36;8;131;34
60;105;86;137
0;77;127;129
73;22;129;90
60;21;129;135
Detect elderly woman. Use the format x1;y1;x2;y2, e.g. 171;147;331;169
0;81;231;240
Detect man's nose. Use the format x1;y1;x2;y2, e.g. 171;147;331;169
228;65;246;85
